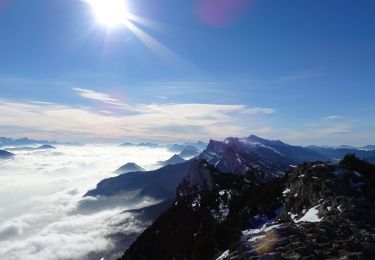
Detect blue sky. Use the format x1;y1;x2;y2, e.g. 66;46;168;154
0;0;374;145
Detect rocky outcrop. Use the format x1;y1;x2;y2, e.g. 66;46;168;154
199;135;330;179
225;161;375;259
121;160;286;260
121;157;375;260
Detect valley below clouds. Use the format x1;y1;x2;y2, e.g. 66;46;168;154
0;145;174;260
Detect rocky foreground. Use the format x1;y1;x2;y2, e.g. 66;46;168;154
121;154;375;259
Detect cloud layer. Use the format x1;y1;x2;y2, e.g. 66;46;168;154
0;145;173;260
0;88;275;142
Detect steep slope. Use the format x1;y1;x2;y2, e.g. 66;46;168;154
122;159;286;260
0;149;14;159
199;135;329;178
85;161;192;199
122;157;375;260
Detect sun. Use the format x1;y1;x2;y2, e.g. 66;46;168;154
86;0;129;28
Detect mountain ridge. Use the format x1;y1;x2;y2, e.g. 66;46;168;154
122;157;375;260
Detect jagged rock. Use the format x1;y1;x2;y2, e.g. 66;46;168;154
199;135;330;179
121;157;375;260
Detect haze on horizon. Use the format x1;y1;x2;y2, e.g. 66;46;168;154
0;0;374;146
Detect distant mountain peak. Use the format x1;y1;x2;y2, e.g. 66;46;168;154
158;154;186;166
178;145;200;159
115;162;144;174
0;149;14;159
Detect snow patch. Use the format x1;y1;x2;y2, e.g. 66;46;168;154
216;250;229;260
288;212;298;220
295;205;322;223
242;223;281;236
237;138;284;156
248;234;266;242
192;194;201;208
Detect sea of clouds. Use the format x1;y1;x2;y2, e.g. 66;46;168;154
0;145;174;260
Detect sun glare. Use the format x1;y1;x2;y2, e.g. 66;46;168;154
87;0;128;28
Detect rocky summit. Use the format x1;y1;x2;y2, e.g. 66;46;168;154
122;154;375;260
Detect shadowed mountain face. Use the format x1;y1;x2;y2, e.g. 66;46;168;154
367;157;375;165
158;154;186;166
88;135;336;201
199;135;330;178
85;161;192;200
122;157;375;260
0;149;14;159
82;135;375;259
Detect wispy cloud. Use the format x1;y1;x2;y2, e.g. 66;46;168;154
317;125;351;135
278;124;352;145
73;87;129;108
0;89;275;142
323;115;342;120
273;70;316;83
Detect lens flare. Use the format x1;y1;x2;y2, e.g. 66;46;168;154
196;0;255;26
250;229;279;255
